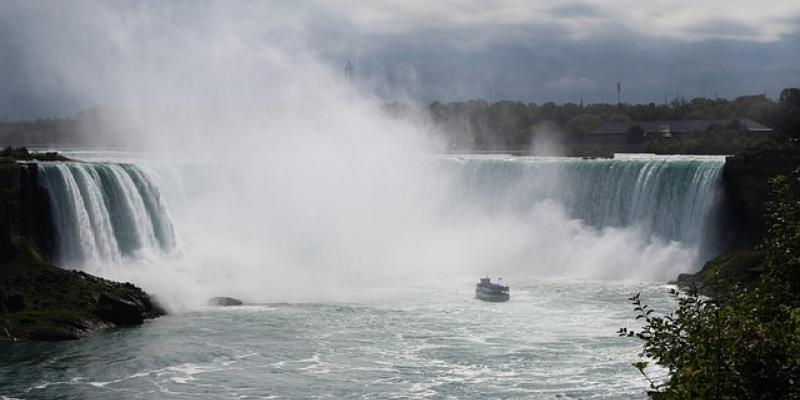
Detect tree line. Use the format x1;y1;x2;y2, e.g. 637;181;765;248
1;89;799;153
384;88;800;152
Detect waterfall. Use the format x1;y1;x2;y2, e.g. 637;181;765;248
443;154;724;245
34;154;724;281
37;162;176;265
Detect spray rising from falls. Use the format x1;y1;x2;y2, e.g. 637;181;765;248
37;162;176;265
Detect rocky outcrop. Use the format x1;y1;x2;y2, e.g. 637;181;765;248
673;249;767;298
0;162;55;261
0;235;164;341
719;149;800;247
207;297;243;306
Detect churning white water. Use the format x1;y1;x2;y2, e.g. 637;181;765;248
0;276;674;399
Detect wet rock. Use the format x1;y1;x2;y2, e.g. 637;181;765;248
207;297;243;306
96;294;145;326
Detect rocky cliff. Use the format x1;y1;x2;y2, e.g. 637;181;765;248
0;162;54;261
720;149;800;247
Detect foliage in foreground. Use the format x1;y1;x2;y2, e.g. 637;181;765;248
620;171;800;399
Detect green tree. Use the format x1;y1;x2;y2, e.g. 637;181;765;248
779;88;800;137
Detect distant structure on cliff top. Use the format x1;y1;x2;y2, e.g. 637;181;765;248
345;61;354;82
587;119;772;144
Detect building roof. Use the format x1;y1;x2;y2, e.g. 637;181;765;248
589;119;772;135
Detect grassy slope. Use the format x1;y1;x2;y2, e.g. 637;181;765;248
0;236;163;340
675;249;768;298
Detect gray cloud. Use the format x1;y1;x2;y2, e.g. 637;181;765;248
548;3;604;18
0;0;799;119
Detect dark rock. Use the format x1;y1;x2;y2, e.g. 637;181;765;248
674;249;767;300
5;292;25;312
207;297;243;306
0;163;55;261
720;151;800;247
25;319;115;341
96;293;145;326
671;273;696;286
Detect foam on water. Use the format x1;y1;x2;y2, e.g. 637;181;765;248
0;277;669;399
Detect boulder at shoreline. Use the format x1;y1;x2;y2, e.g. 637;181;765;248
207;297;243;306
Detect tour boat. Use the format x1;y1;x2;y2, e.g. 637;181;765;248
475;276;510;302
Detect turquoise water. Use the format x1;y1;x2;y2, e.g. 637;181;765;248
0;278;671;399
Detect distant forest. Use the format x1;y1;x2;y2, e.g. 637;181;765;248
1;88;799;155
0;108;125;149
385;88;800;155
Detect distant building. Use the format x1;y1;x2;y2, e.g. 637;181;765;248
587;119;772;144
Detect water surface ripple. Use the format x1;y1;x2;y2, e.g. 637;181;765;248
0;278;671;399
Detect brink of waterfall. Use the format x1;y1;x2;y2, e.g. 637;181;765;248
37;162;176;265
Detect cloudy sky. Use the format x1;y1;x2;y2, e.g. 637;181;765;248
1;0;799;119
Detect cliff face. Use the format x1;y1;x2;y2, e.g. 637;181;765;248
0;163;54;261
720;152;800;247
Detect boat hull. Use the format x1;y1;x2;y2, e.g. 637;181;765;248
475;290;510;302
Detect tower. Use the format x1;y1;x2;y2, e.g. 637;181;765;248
345;61;354;82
